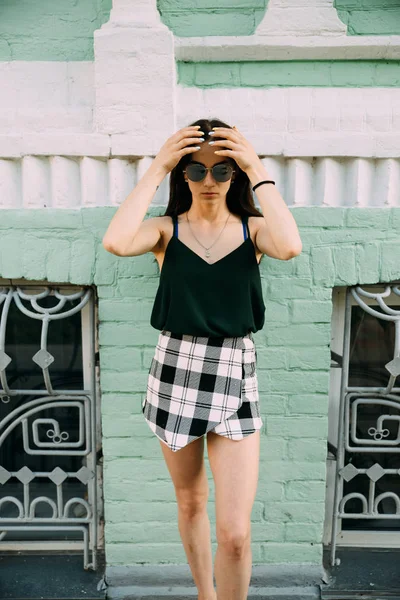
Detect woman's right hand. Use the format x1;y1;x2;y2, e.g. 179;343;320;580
152;126;204;175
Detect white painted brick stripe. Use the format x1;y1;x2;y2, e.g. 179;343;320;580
0;62;94;134
176;87;400;136
0;86;399;158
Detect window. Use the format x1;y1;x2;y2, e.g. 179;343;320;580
325;284;400;566
0;283;101;570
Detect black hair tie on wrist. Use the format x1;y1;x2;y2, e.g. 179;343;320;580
252;180;276;192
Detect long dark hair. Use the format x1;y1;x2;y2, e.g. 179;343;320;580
163;118;263;219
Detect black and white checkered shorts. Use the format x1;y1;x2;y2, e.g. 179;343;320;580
141;330;262;452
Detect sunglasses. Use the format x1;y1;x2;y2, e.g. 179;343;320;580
184;162;235;183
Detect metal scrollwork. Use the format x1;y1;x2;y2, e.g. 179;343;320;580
0;285;98;570
47;430;69;444
368;426;390;441
330;284;400;567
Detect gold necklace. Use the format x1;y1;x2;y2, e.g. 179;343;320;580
186;212;231;260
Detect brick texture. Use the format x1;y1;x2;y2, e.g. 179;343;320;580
0;205;398;566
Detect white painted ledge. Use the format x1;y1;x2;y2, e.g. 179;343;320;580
174;35;400;62
0;134;111;158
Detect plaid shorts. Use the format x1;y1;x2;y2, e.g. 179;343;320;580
141;330;262;452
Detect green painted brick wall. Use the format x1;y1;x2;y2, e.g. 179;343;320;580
158;0;400;37
1;1;398;62
157;0;268;37
335;0;400;35
0;0;112;61
0;206;399;566
0;0;399;63
178;60;400;88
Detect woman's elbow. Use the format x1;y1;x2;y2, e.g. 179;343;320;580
282;242;302;260
102;237;122;256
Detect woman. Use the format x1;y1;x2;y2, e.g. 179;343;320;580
103;118;302;600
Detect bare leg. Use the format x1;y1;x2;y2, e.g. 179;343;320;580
207;429;261;600
159;436;217;600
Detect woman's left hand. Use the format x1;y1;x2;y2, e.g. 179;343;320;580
209;126;262;173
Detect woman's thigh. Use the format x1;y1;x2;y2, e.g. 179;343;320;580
206;430;260;540
159;436;209;510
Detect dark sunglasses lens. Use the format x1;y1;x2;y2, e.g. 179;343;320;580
186;164;206;181
213;164;233;182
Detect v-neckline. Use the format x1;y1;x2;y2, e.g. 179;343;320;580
172;236;252;266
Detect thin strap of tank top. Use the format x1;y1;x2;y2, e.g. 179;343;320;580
173;215;178;238
173;214;248;240
242;215;250;240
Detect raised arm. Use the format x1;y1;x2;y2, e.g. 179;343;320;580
102;126;204;257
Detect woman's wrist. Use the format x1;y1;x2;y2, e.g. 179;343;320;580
124;160;168;201
142;160;169;188
245;161;272;187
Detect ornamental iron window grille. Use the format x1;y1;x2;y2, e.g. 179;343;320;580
0;284;101;570
327;284;400;567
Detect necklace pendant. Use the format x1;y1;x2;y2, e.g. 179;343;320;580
205;250;210;258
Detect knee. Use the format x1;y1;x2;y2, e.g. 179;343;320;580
176;488;209;520
216;523;251;558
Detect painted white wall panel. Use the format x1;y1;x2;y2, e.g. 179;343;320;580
0;62;94;134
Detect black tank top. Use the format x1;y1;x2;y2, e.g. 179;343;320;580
150;214;266;337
